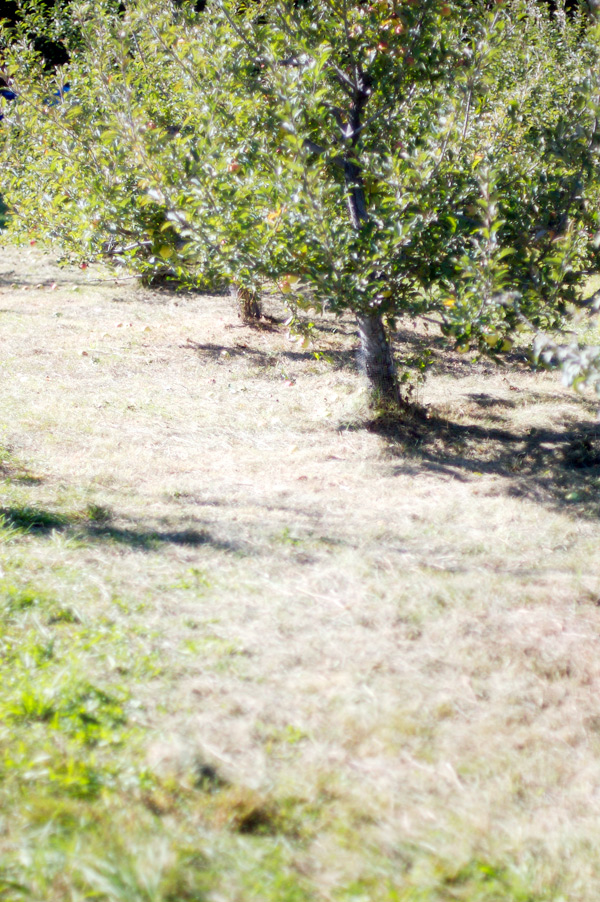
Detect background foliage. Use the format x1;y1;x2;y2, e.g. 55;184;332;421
2;0;600;394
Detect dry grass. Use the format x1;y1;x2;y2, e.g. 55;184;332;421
3;243;600;899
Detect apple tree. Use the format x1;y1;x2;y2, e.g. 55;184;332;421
2;0;600;405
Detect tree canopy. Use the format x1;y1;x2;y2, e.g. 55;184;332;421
2;0;600;404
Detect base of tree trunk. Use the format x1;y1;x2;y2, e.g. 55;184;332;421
230;284;262;323
140;266;178;288
356;312;404;409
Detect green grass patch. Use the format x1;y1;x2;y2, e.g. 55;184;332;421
0;569;316;900
0;502;567;901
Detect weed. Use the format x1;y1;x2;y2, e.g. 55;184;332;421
86;503;113;524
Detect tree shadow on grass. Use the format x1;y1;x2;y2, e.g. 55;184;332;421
183;340;357;371
0;463;43;486
0;446;45;486
0;506;244;553
355;403;600;518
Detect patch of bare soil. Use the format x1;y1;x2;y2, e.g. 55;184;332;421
3;242;600;894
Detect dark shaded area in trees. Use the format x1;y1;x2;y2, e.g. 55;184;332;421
0;0;69;68
0;0;205;71
531;0;599;19
545;0;582;14
0;0;17;25
173;0;207;11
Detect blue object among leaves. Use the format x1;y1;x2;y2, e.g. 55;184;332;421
0;84;70;119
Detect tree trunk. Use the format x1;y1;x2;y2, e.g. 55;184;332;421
356;312;401;407
230;283;262;323
342;79;403;409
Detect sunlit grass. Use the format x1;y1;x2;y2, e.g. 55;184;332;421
1;243;600;899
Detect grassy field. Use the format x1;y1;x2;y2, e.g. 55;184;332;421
2;242;600;901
